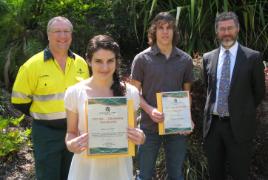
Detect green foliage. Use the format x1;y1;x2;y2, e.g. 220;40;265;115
37;0;111;54
152;138;209;180
0;1;266;178
0;115;31;157
0;0;44;88
184;137;208;180
113;0;268;58
0;0;267;88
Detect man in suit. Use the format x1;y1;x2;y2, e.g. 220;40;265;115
203;11;265;180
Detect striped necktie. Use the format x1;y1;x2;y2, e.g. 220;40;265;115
217;50;230;116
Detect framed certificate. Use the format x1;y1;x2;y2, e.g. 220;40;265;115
157;91;192;135
85;97;135;158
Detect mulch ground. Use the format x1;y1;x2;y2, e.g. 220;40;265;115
0;146;34;180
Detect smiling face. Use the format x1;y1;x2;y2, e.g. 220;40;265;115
156;21;174;47
89;49;116;81
216;19;239;49
47;20;72;52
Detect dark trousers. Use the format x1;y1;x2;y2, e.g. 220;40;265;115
137;131;186;180
32;120;73;180
204;116;252;180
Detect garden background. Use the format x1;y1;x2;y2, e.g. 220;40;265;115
0;0;267;179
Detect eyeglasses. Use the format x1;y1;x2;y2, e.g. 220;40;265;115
49;30;72;35
217;26;237;33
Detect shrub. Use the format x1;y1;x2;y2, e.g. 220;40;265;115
0;115;31;157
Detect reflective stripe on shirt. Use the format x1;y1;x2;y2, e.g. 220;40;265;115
12;91;32;100
32;92;65;101
30;111;66;120
11;49;89;120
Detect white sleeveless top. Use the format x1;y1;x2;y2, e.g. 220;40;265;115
64;82;140;180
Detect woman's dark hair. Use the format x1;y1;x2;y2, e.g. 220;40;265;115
85;35;126;96
147;12;179;46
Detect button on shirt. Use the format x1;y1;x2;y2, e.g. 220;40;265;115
213;41;238;114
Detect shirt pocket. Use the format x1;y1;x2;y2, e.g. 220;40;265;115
36;74;57;94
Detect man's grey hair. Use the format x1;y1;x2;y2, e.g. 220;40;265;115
47;16;73;33
215;11;240;32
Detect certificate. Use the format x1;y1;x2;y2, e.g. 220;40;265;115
85;97;135;158
157;91;192;135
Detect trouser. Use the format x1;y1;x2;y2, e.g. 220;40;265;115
137;130;186;180
204;115;252;180
32;120;73;180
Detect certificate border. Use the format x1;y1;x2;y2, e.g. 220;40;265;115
157;91;192;135
84;98;135;158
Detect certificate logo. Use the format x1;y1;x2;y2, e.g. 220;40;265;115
105;107;111;112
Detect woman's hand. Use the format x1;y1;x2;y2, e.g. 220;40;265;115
127;127;146;145
66;133;88;153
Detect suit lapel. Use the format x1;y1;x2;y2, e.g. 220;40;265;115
212;48;220;91
230;45;244;92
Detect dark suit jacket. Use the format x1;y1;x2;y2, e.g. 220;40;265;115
203;44;265;142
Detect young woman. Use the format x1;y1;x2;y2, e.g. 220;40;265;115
64;35;145;180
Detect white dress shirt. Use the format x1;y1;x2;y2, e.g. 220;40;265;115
213;41;239;115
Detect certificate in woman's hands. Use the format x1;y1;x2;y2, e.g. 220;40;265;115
85;97;135;158
157;91;192;135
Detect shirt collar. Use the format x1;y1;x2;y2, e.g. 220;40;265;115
219;41;238;57
151;44;181;57
44;47;75;61
151;44;161;55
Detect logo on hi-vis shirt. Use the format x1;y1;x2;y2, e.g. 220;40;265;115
77;68;84;75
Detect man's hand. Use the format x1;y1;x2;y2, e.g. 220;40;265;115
130;79;164;123
177;120;195;135
148;107;164;123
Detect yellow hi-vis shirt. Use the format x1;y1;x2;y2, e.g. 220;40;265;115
11;48;89;120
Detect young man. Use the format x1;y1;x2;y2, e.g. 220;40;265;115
131;12;194;180
11;16;89;180
203;11;265;180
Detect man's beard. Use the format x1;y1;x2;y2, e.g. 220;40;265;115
222;39;235;48
219;35;238;48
